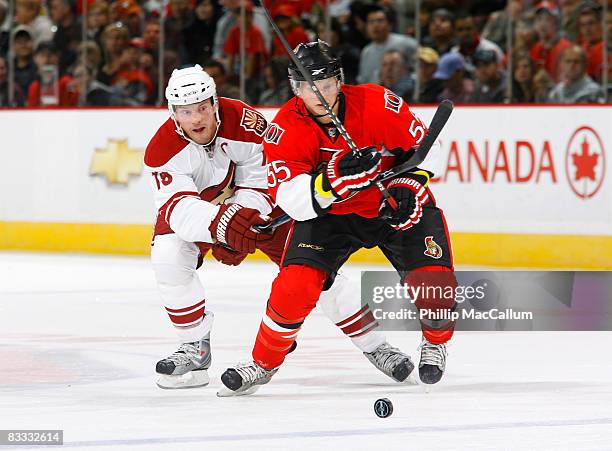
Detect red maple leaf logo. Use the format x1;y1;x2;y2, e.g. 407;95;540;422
571;137;599;181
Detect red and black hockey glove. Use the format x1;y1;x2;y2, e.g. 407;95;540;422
379;171;430;231
211;244;249;266
320;146;382;199
209;204;271;253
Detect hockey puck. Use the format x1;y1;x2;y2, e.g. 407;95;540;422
374;398;393;418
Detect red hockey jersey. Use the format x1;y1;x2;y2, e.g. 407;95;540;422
263;84;441;221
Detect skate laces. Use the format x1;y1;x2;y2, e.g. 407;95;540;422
166;342;200;366
234;361;274;384
419;339;447;369
369;343;408;371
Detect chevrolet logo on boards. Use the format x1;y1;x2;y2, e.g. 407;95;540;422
90;139;144;185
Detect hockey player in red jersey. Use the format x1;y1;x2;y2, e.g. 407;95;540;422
145;64;414;389
219;41;457;396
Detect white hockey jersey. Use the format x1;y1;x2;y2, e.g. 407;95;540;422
144;97;273;243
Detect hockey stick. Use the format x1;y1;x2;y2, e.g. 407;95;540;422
254;100;454;233
251;0;398;209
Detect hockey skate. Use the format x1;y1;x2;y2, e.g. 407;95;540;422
364;342;415;382
418;337;447;384
217;361;278;397
155;335;211;389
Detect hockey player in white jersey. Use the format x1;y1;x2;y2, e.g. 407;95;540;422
145;65;414;390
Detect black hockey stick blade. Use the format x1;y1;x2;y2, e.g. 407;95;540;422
376;99;453;182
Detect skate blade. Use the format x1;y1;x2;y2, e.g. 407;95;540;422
216;385;261;397
156;369;210;389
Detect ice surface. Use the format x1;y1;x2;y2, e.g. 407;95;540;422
1;252;611;450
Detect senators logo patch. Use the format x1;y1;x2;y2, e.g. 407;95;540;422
424;236;443;259
264;123;285;145
240;109;267;136
384;89;402;113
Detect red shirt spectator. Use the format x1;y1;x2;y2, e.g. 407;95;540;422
530;2;572;82
27;74;79;106
223;3;267;81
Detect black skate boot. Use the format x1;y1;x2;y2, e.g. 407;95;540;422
217;361;278;397
418;337;447;384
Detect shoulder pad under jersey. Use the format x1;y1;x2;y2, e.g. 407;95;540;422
144;118;189;168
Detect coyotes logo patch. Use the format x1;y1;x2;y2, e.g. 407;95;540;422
424;236;443;259
240;109;267;136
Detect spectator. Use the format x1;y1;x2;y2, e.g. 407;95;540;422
27;40;60;105
15;0;54;45
12;26;39;98
76;40;103;73
213;0;271;61
316;18;360;84
511;51;537;102
143;18;160;52
379;49;414;101
259;57;291;105
0;0;8;56
0;55;26;106
513;18;539;54
548;44;604;103
471;48;506;103
530;1;571;82
560;0;582;42
417;46;443;103
434;51;472;104
202;58;241;99
72;62;118;105
344;1;370;51
223;2;267;84
533;67;554;102
111;0;143;38
452;11;503;75
50;0;82;74
271;5;308;57
577;1;604;83
481;0;522;51
164;0;194;61
183;0;221;65
98;22;129;85
114;39;155;105
140;50;158;99
422;8;455;57
357;5;416;83
87;1;110;44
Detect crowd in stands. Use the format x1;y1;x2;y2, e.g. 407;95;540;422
0;0;609;107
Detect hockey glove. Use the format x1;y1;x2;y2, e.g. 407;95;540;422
209;204;271;253
211;244;248;266
316;146;382;200
379;171;430;231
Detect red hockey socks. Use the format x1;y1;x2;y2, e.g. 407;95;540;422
252;265;327;369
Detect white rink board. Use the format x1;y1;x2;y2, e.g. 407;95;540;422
0;105;609;236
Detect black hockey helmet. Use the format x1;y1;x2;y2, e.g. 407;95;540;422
288;40;343;82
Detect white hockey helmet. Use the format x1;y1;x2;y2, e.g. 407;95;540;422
165;64;220;145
